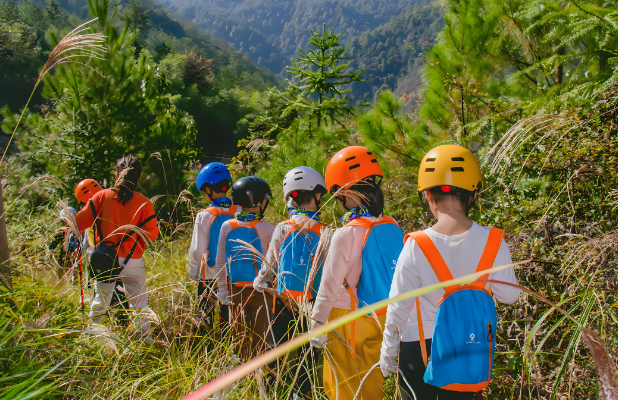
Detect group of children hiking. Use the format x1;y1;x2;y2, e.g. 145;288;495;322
58;144;521;399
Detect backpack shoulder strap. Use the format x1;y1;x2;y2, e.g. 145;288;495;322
228;219;259;235
121;214;157;264
281;219;324;243
471;228;504;288
347;216;396;248
309;221;325;235
206;205;239;219
206;206;222;218
89;199;103;245
280;219;298;243
407;231;456;292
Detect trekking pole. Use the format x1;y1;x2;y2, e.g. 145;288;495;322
75;242;85;317
78;258;85;315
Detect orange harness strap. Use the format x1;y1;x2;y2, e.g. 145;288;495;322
343;278;358;359
406;228;504;367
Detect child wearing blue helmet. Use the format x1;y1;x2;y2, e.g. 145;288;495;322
189;162;237;329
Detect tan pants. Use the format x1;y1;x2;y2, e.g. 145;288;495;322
229;284;272;360
323;308;386;400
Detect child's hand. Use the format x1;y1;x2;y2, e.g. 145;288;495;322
252;276;267;293
309;334;327;349
379;353;397;377
216;291;231;305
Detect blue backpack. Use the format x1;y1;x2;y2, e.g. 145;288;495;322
347;216;404;314
205;205;239;268
277;219;325;301
225;219;261;285
407;228;503;392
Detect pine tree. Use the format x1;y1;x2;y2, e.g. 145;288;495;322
284;23;365;128
2;0;197;203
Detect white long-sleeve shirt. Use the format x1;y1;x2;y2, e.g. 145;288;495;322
215;219;275;297
311;215;387;326
255;214;323;286
381;222;521;361
188;206;239;281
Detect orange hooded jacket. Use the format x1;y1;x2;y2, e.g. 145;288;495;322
75;188;159;259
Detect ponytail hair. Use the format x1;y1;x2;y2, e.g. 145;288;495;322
113;156;142;205
349;176;384;217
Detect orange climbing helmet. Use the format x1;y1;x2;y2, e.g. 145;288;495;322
324;146;383;193
75;179;102;204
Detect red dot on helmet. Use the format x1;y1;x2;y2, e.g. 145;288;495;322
292;191;298;197
441;186;451;192
222;186;226;191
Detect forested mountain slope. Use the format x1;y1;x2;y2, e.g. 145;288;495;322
346;1;442;104
156;0;442;102
0;0;281;159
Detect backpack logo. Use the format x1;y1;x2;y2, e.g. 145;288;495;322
467;333;481;345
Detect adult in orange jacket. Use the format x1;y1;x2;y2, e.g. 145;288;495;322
72;156;159;343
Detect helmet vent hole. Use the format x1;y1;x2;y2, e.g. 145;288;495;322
425;168;435;172
451;167;465;172
451;157;465;161
349;163;361;170
294;177;303;181
215;171;222;174
370;159;378;163
295;171;303;175
213;166;220;169
345;156;356;162
426;158;436;162
367;151;373;155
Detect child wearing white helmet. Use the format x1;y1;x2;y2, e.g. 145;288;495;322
379;145;521;399
253;166;328;398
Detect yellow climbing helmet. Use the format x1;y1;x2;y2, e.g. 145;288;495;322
418;145;483;192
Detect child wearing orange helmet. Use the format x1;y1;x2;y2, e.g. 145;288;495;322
309;146;405;400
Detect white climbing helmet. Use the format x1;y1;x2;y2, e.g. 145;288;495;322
282;166;327;200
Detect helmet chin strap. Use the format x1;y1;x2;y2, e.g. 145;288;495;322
258;199;269;219
312;192;321;211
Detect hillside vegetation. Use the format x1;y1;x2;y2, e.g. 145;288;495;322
157;0;442;101
0;0;617;398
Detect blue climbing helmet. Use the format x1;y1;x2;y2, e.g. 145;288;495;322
196;162;232;192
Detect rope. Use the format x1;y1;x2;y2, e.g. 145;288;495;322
397;367;418;400
352;362;380;400
323;349;339;400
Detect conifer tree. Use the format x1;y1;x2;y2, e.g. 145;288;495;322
2;0;197;202
284;23;365;128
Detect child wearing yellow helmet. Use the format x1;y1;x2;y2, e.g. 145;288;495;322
380;145;521;399
309;146;405;400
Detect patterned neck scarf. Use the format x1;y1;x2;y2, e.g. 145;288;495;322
210;197;233;208
235;211;260;222
290;208;320;221
341;206;373;225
